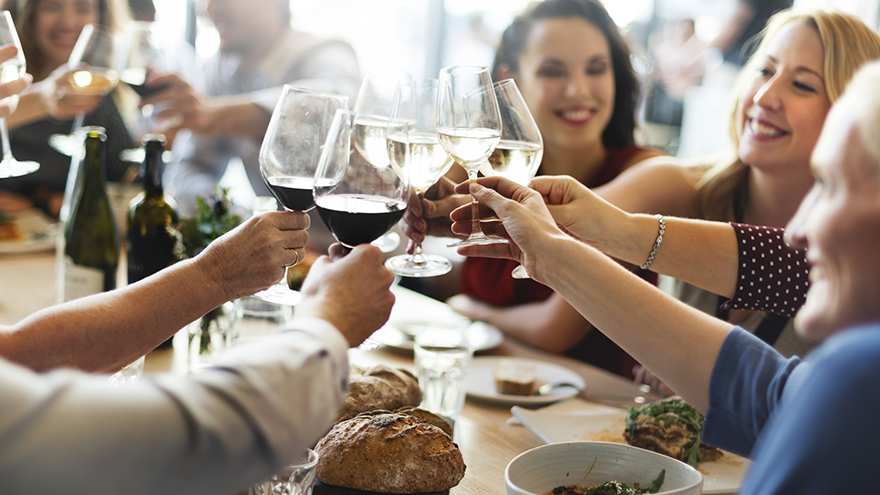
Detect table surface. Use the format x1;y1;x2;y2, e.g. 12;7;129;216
0;250;676;495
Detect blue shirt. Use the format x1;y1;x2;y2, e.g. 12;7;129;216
704;324;880;494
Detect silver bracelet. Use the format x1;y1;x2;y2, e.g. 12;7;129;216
640;214;665;270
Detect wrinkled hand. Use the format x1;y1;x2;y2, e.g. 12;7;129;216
400;176;470;252
530;175;627;245
196;211;309;301
450;176;566;283
297;244;396;347
632;365;676;398
140;73;215;136
39;65;102;119
0;45;32;118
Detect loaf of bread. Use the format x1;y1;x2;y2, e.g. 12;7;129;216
334;364;422;423
493;359;536;396
394;406;454;438
315;412;466;493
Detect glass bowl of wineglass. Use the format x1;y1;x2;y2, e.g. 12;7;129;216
383;78;456;277
0;10;39;178
253;85;349;306
314;108;409;251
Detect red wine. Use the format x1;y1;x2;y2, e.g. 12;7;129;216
127;81;171;98
316;194;406;247
120;68;170;98
266;176;315;211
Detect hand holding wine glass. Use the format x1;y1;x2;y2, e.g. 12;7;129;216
49;24;120;158
384;78;456;277
253;85;348;306
436;65;502;247
0;11;39;178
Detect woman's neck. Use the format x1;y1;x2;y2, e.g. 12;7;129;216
742;165;814;227
540;143;607;185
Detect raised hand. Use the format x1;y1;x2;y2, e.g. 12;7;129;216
399;176;470;250
39;65;103;120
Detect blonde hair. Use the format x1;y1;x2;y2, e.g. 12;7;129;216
694;9;880;221
3;0;131;79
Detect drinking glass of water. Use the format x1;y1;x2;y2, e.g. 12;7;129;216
414;324;473;423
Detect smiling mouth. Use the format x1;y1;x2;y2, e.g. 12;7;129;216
747;119;787;138
556;108;594;124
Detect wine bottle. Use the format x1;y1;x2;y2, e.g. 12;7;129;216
128;134;179;348
62;127;120;302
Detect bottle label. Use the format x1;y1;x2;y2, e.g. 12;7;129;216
63;256;105;302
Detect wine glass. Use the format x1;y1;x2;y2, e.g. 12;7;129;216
314;108;409;250
353;69;411;253
436;65;502;247
384;79;455;277
0;10;39;178
48;24;120;158
477;79;543;279
253;85;348;306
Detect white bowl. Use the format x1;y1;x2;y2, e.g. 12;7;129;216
505;441;703;495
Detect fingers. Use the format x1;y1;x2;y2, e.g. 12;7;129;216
0;44;17;64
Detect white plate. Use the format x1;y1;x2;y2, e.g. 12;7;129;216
511;402;751;494
467;356;585;405
371;320;503;352
0;209;57;255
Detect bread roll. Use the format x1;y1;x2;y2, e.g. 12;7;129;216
316;412;466;493
335;365;422;423
394;406;454;438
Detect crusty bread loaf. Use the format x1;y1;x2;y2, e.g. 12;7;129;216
334;365;422;424
315;412;466;493
394;406;454;438
493;359;536;396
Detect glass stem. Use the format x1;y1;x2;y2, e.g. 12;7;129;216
70;112;85;135
467;169;484;238
0;117;13;162
410;242;427;266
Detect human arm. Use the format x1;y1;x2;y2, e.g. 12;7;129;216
7;64;102;128
451;177;733;411
0;211;309;372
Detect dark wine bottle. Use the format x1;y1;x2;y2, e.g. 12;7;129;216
62;127;120;302
128;134;179;348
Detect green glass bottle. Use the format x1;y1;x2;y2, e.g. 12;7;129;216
127;135;179;348
63;127;120;301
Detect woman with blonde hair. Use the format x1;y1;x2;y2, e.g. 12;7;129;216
0;0;134;218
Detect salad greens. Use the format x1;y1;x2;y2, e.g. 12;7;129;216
550;469;666;495
625;398;706;466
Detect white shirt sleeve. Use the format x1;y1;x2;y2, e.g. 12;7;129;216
0;317;350;495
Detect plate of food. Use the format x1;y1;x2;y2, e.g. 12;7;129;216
511;398;750;494
0;209;57;255
371;320;503;352
467;356;585;405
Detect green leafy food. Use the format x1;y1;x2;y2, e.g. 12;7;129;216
547;469;665;495
625;398;706;467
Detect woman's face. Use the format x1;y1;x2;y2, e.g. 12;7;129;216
33;0;100;71
736;21;831;176
510;18;615;155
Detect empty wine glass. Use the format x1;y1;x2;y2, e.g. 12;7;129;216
436;65;502;248
253;86;348;306
0;10;39;178
48;24;120;158
353;69;411;253
314;108;409;250
477;79;543;279
384;79;455;277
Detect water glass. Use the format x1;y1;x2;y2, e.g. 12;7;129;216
414;326;473;421
249;449;319;495
109;355;145;386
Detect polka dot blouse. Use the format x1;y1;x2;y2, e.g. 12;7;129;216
720;223;810;318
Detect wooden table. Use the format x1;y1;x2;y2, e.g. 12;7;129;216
0;250;660;495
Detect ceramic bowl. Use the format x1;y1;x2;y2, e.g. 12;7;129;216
505;441;702;495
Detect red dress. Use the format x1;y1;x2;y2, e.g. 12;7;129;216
461;147;658;378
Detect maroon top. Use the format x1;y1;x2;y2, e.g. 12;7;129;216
721;223;810;318
461;146;658;378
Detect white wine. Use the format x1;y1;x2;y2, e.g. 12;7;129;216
0;61;24;106
436;127;500;171
70;67;119;96
481;140;544;186
353;116;391;168
387;131;454;194
63;128;119;301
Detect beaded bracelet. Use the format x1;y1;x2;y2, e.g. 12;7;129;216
640;214;665;270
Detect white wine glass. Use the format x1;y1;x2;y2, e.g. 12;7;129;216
384;78;455;277
478;79;543;279
48;24;120;158
253;85;348;306
353;69;411;253
0;10;39;178
436;65;502;248
314;108;409;251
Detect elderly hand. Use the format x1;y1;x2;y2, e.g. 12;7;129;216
139;73;216;136
0;45;32;118
195;211;309;301
296;244;396;347
449;176;566;283
399;176;470;252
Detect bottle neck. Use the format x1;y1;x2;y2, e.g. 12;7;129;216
82;135;108;191
142;144;166;197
